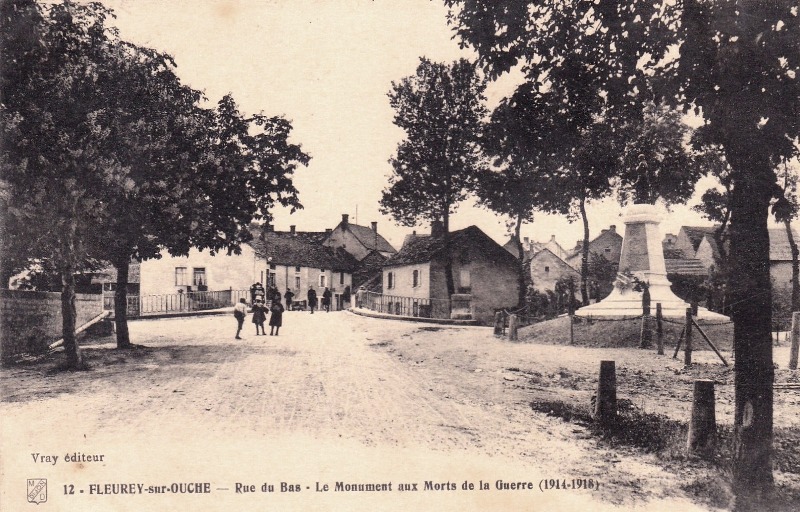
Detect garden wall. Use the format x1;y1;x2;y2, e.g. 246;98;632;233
0;289;102;363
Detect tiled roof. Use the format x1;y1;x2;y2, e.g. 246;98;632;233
248;230;358;272
681;226;719;251
665;258;709;276
384;226;517;267
680;225;797;261
341;223;397;254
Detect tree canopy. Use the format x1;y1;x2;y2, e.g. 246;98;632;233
1;0;308;361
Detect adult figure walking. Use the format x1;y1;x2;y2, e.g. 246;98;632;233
322;287;332;312
233;298;247;339
307;286;318;314
284;288;294;310
269;300;284;336
251;299;267;335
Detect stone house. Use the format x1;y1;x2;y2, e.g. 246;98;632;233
528;248;580;294
249;225;358;310
671;225;798;317
381;225;518;324
564;225;623;269
104;223;357;312
323;214;397;291
503;234;568;260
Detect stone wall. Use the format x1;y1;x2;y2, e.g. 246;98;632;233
0;289;102;362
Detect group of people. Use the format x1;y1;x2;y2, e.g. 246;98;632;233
234;297;283;338
234;285;336;339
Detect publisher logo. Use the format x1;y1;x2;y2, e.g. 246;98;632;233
27;479;47;504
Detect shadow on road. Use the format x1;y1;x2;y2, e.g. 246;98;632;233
1;336;296;403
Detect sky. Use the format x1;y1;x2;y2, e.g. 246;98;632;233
98;0;724;251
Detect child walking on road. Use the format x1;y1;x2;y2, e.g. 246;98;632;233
233;298;247;339
251;299;267;335
269;300;285;336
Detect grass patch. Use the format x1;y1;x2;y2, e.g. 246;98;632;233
531;398;800;510
520;315;734;350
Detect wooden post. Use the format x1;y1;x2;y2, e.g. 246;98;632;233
493;311;503;335
639;286;652;349
687;379;716;457
790;311;800;370
508;314;519;341
684;307;693;367
656;303;664;355
594;360;617;426
569;313;575;345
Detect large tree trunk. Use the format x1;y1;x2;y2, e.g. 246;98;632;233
513;213;527;308
59;217;83;369
784;219;799;313
113;252;133;349
728;154;774;510
443;212;455;300
578;196;590;306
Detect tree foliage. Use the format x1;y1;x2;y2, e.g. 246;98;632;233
616;103;702;206
380;57;487;227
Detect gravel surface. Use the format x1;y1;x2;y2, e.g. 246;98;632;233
4;311;794;511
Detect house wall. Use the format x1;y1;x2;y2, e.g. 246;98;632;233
771;261;796;325
592;230;623;265
467;248;519;325
695;237;717;270
272;264;352;301
383;263;431;298
530;251;580;293
139;246;260;296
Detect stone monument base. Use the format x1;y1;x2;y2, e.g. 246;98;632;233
574;271;728;320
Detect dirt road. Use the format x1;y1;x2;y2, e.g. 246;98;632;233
1;312;728;511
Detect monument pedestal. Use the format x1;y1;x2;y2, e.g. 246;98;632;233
575;204;728;321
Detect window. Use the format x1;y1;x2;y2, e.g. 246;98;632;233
340;272;345;285
604;247;611;254
544;266;550;273
175;267;187;286
412;269;420;287
319;274;327;288
269;263;276;270
295;266;301;272
267;271;276;288
193;268;206;287
295;276;301;290
387;272;394;289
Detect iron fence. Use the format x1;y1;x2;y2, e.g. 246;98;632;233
360;291;450;319
104;289;249;318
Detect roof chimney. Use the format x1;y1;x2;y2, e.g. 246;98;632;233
341;214;349;227
266;223;274;232
550;234;556;242
371;221;377;233
609;225;616;232
325;228;332;234
290;225;296;234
